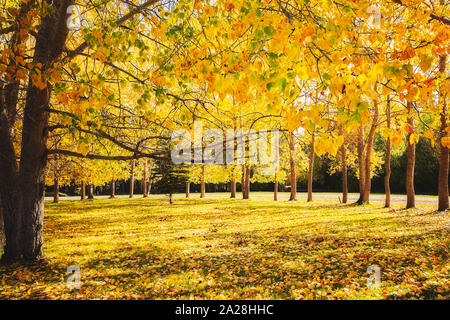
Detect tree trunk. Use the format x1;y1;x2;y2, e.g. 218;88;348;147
289;131;297;201
53;177;60;203
200;164;205;198
357;126;366;204
88;184;94;199
230;176;236;198
129;159;135;198
53;152;60;203
362;98;378;203
243;165;250;199
148;178;153;194
110;180;115;198
241;164;246;198
274;171;278;201
340;134;348;204
0;0;71;263
231;121;237;199
406;102;416;209
0;204;5;252
0;106;20;262
0;0;160;264
143;160;148;198
186;182;190;198
230;166;236;198
81;181;86;200
0;196;22;263
307;129;315;202
438;54;449;211
148;166;153;195
0;10;21;261
385;97;391;208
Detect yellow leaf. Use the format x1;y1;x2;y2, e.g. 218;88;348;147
423;129;434;140
391;130;403;147
409;133;419;145
441;137;450;148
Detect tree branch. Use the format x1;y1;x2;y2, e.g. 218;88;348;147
64;0;161;60
392;0;449;25
47;149;168;161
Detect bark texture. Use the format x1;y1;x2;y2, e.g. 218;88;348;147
438;54;449;211
289;131;296;201
129;159;135;198
87;184;94;200
230;177;236;198
200;164;205;198
148;166;153;195
356;98;378;205
0;0;74;263
307;130;315;202
110;180;115;198
357;126;366;204
406;102;416;209
81;181;86;200
385;97;391;208
0;0;162;264
361;100;378;203
143;160;148;198
274;172;278;201
242;165;250;199
340;137;348;204
53;178;59;203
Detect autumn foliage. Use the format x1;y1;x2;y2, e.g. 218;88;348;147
0;0;448;288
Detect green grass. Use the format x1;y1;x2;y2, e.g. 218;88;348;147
0;198;448;299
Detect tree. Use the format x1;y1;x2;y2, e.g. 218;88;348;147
1;0;448;266
80;181;86;200
339;128;348;204
274;171;278;201
153;157;188;205
242;165;250;199
437;54;448;211
129;160;136;198
405;102;416;209
229;165;237;198
110;179;116;199
384;97;392;208
0;0;166;263
143;160;148;198
87;183;94;200
307;128;315;202
200;164;205;198
185;182;190;198
45;149;75;203
288;131;297;201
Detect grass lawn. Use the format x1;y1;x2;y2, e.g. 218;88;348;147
0;198;448;299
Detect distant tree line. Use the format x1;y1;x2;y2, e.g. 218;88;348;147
47;137;446;197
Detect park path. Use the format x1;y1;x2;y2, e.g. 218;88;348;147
45;192;441;205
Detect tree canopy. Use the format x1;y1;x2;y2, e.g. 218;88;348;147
0;0;448;263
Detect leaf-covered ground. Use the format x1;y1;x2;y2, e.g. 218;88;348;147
0;197;448;299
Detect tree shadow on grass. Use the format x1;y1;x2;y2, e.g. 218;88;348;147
53;226;447;299
2;198;447;299
0;227;446;299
